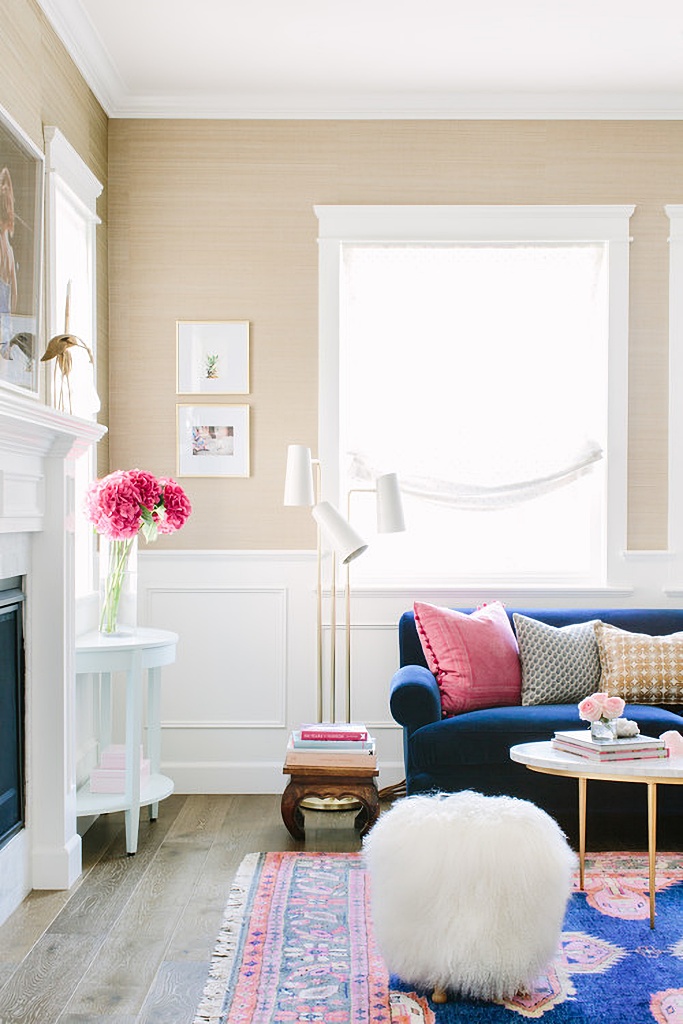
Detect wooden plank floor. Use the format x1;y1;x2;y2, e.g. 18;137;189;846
0;795;362;1024
0;793;679;1023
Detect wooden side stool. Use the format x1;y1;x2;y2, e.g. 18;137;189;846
281;749;379;840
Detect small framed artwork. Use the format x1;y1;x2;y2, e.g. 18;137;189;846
177;404;250;478
0;102;44;396
176;320;249;395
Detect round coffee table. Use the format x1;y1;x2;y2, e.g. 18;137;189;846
510;740;683;928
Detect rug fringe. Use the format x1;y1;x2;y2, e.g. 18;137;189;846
193;851;261;1024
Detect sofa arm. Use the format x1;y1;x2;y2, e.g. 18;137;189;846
390;665;442;731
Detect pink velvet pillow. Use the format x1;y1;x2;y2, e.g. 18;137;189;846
414;601;522;715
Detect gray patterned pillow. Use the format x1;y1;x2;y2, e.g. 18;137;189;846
513;614;602;706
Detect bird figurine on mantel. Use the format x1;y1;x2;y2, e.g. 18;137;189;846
41;280;95;414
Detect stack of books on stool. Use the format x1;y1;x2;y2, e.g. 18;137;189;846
286;722;376;767
551;730;669;762
90;744;151;793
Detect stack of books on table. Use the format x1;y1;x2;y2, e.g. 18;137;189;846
286;723;376;766
90;743;151;793
551;730;669;762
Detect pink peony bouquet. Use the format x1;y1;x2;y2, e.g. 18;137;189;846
84;469;191;633
84;468;191;542
578;691;625;725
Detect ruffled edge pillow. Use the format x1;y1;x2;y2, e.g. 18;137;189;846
594;621;683;704
513;613;602;706
414;600;521;715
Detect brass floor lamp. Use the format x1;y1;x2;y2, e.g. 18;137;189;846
284;444;406;725
284;445;407;809
284;444;367;724
343;472;405;723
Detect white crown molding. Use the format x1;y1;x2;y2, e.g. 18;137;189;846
36;0;125;115
34;1;683;120
107;90;683;121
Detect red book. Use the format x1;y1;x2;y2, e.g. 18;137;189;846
300;723;368;742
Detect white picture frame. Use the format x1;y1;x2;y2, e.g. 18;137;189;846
177;404;250;478
176;320;249;394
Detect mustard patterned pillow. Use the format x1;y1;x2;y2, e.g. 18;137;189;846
594;621;683;704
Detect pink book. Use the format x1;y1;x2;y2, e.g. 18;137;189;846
300;723;368;741
90;759;151;794
99;744;145;769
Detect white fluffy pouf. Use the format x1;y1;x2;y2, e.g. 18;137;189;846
363;790;576;1003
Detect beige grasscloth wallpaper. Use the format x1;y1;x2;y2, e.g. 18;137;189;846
109;119;683;551
1;0;682;554
0;0;109;468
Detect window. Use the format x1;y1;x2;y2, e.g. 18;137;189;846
44;127;102;597
317;206;634;586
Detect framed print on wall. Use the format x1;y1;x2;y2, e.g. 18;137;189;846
0;103;44;396
177;404;250;478
176;320;250;395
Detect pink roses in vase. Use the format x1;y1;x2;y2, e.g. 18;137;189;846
578;691;626;741
85;469;191;634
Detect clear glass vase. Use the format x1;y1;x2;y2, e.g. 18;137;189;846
590;718;618;741
98;535;138;635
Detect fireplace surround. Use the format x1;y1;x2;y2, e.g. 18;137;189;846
0;387;104;925
0;586;25;851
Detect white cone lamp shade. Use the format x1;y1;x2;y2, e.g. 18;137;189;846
284;444;315;506
312;501;368;564
376;472;405;534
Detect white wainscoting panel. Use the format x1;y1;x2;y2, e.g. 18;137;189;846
148;585;287;728
136;550;406;793
134;548;679;796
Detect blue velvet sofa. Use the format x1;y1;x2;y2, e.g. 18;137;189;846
390;608;683;833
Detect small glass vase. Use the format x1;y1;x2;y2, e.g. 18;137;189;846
98;535;138;635
590;718;618;742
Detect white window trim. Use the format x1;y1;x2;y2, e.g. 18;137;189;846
44;126;102;365
666;206;683;586
44;127;103;617
316;204;634;588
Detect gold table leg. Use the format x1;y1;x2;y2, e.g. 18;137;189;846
647;782;657;929
578;776;586;889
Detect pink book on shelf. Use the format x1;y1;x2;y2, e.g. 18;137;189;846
90;759;151;794
99;744;145;769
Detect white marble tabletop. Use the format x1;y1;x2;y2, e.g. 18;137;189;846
510;739;683;780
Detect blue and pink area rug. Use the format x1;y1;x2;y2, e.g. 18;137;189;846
193;849;683;1024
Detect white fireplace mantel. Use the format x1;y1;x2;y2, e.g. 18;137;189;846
0;387;105;922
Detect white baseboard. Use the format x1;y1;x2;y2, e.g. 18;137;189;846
31;832;82;890
163;759;407;795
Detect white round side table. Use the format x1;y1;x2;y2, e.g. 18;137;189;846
75;627;178;855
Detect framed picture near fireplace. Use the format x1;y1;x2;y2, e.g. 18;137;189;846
176;320;250;395
0;103;44;397
177;404;250;477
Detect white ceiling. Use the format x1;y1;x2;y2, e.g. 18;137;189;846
37;0;683;119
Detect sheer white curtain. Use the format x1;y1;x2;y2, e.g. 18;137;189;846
340;242;608;580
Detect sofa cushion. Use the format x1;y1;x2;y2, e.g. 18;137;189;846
408;703;683;771
414;600;521;715
513;613;602;706
595;622;683;704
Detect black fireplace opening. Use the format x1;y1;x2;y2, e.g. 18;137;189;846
0;587;25;850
